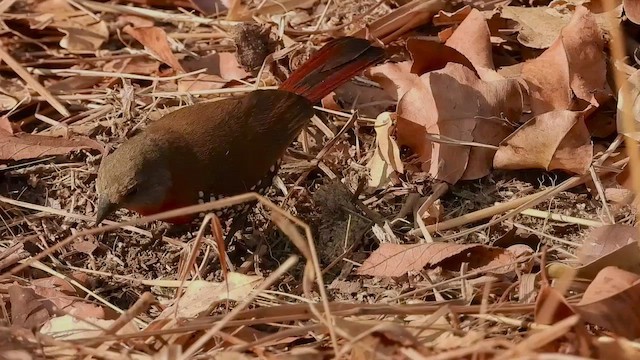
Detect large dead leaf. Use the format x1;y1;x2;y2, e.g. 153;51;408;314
493;110;593;174
0;129;103;161
357;242;516;277
159;273;262;319
575;266;640;338
442;8;494;76
123;25;185;73
397;63;522;184
520;6;609;115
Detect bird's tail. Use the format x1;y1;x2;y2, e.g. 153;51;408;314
279;37;385;103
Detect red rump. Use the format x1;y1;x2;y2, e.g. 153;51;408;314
279;37;385;103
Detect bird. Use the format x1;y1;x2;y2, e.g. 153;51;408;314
94;37;385;225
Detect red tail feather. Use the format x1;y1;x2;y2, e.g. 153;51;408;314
279;37;385;103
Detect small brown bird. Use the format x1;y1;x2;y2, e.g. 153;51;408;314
95;37;385;224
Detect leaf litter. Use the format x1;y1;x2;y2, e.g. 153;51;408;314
1;0;640;359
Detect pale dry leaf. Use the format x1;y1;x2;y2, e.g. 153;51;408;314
367;112;403;188
397;62;522;184
123;25;185;72
0;129;103;161
575;266;640;338
433;5;472;26
159;273;262;319
41;315;138;340
493;110;593;174
0;78;30;111
501;6;572;49
357;242;516;277
520;6;609;115
616;69;640;140
501;3;621;49
58;16;109;52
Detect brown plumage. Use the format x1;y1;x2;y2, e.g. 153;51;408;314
95;37;385;224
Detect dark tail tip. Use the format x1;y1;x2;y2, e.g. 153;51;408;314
279;37;385;103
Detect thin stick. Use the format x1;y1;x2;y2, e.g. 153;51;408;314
520;209;604;227
0;42;70;116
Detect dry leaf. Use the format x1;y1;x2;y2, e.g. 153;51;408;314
535;286;576;325
575;266;640;338
578;224;640;263
9;285;53;329
520;6;609;115
123;25;185;72
181;53;250;81
0;129;103;161
406;38;476;77
367;112;403;188
103;57;160;75
397;63;522;184
188;0;229;15
548;242;640;280
178;74;227;92
336;318;417;358
443;8;494;76
368;61;418;101
357;242;516;277
625;0;640;24
159;273;262;319
493;110;593;174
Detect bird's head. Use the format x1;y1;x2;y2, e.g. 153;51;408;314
95;141;172;224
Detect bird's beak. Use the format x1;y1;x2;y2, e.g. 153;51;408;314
95;195;117;224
